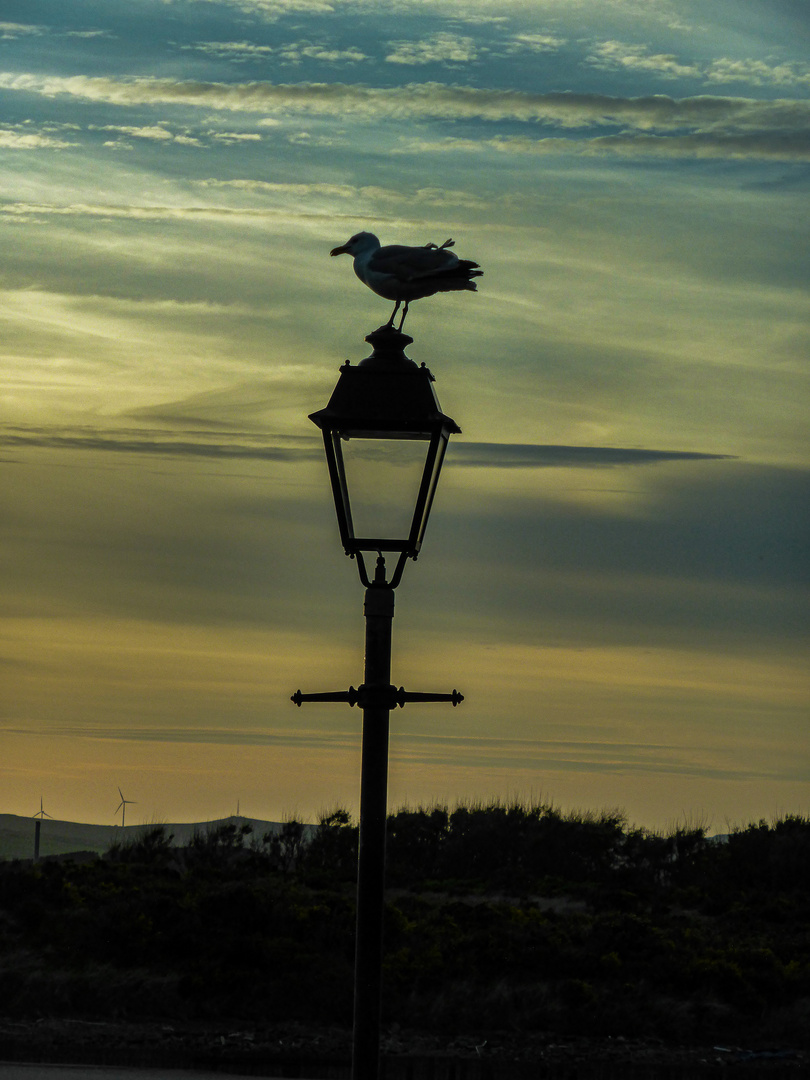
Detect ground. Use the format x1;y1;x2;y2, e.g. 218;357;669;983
0;1017;807;1077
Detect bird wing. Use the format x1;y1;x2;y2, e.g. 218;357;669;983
369;244;460;283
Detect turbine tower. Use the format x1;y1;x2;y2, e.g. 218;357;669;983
115;787;136;828
33;796;52;861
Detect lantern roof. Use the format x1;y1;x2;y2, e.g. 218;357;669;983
309;326;461;437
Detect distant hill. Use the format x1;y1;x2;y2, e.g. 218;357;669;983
0;814;287;861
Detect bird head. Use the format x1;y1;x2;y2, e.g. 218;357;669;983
330;231;379;257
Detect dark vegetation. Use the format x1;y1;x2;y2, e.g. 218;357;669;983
1;803;809;1054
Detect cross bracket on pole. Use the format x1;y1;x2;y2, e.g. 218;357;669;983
291;684;463;708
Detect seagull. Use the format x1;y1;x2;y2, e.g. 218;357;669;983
330;231;482;330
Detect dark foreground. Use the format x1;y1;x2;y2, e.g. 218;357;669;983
1;1019;808;1079
2;811;809;1078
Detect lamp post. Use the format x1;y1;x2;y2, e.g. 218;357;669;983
292;325;463;1080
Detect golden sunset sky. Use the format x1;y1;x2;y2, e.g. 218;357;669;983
1;0;808;832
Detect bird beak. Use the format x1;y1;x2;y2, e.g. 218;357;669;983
330;244;349;256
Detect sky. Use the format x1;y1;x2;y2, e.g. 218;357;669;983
1;0;808;833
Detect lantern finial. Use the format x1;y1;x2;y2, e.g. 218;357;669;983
359;326;416;369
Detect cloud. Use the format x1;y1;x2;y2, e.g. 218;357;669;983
0;201;281;221
588;40;810;90
286;130;339;146
0;125;74;149
504;32;567;53
96;122;257;148
3;72;807;137
388;732;784;784
532;464;808;590
188;37;368;63
177;0;335;15
706;58;810;89
277;41;369;64
198;178;357;197
385;33;481;66
400;131;810;162
96;124;178;142
424;462;810;657
0;428;730;470
209;131;263;143
4;721;360;752
453;443;731;468
587;40;701;80
593;0;693;29
64;29;115;40
8;718;778;783
175;0;695;24
197;177;487;208
0;22;44;38
0;426;323;463
0;20;113;41
184;40;275;59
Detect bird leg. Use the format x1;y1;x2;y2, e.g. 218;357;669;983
386;299;401;327
397;301;409;331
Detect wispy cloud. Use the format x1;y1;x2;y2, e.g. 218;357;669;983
176;0;694;26
185;38;368;63
277;41;369;64
95;123;194;143
504;32;567;53
197;177;488;208
4;72;807;135
199;178;356;197
0;427;730;470
0;22;44;38
209;130;263;143
589;40;810;89
385;33;481;66
7;719;764;782
64;29;115;40
0;126;74;149
177;0;335;16
706;57;810;89
0;426;323;462
0;21;113;40
587;40;700;80
0;201;291;221
389;732;778;783
3;722;361;752
400;131;810;162
184;40;274;59
453;443;731;468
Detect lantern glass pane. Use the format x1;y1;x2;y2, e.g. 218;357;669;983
339;436;428;545
414;435;447;548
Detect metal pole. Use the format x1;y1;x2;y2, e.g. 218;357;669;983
352;567;394;1080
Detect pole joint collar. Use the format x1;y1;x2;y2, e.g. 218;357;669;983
291;685;464;708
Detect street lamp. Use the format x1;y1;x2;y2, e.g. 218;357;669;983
292;324;463;1080
308;325;461;589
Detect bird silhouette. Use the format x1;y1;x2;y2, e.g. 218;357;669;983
330;231;482;330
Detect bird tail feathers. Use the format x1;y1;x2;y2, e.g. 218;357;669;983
434;278;479;293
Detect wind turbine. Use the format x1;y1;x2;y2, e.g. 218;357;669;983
115;787;136;828
33;797;52;861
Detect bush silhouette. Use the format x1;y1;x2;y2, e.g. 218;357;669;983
0;806;808;1047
